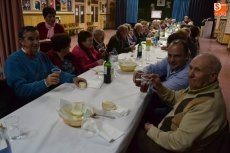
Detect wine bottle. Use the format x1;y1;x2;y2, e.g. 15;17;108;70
104;52;112;84
137;41;142;59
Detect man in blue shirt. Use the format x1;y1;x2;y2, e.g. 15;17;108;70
134;39;191;126
5;26;86;105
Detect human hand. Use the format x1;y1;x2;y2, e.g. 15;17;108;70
45;73;60;87
144;123;153;131
73;77;87;88
149;74;162;89
133;70;144;83
98;47;106;54
97;59;104;65
130;45;136;51
99;48;106;58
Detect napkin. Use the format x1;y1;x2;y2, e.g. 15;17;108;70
81;118;124;142
97;105;129;118
87;78;103;89
109;105;129;118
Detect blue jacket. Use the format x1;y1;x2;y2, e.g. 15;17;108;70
143;58;190;92
5;50;75;104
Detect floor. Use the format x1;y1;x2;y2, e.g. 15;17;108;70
71;30;230;123
199;38;230;123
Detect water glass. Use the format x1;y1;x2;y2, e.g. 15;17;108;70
4;116;27;140
0;126;12;153
51;67;61;74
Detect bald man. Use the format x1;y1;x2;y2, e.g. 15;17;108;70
128;53;228;153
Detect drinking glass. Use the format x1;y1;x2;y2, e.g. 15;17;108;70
51;67;61;74
134;71;144;87
140;74;151;93
4;116;28;140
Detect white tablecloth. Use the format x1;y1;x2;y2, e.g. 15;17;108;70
2;47;167;153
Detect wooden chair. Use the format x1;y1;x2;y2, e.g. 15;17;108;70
62;24;70;35
68;23;77;35
75;23;84;34
86;22;97;33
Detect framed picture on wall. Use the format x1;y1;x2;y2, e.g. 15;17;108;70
100;0;108;13
166;0;171;8
157;0;165;6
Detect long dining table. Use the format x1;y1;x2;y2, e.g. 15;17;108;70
2;45;167;153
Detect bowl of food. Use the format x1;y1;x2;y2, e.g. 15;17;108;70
58;102;94;127
119;58;137;72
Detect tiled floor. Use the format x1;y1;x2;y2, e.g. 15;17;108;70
71;30;230;123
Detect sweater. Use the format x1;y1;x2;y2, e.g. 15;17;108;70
72;45;101;74
5;50;75;104
106;33;132;54
36;22;64;52
146;82;227;152
46;50;79;75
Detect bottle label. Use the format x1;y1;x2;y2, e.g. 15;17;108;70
104;67;111;83
104;67;107;75
138;46;142;52
137;46;142;58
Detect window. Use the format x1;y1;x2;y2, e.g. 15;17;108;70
91;5;98;22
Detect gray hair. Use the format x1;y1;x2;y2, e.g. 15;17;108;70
93;29;105;36
134;23;143;29
197;53;222;74
117;25;128;32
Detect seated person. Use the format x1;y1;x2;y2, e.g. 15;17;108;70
178;28;198;58
134;39;191;125
189;25;200;50
161;32;187;50
140;20;153;37
5;26;86;105
106;25;135;54
130;53;228;153
181;16;193;25
133;23;146;44
92;29;106;53
46;33;79;75
37;7;64;53
150;20;160;31
124;23;137;45
72;31;104;74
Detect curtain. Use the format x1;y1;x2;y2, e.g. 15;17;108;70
0;0;24;76
172;0;190;22
126;0;138;24
188;0;216;27
115;0;127;27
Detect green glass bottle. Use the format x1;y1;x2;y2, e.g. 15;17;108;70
137;41;142;59
104;52;112;84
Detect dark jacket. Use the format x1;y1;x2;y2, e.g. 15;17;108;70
106;32;131;54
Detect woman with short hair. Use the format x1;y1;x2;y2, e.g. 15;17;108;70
72;31;104;74
46;33;79;75
37;6;64;52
